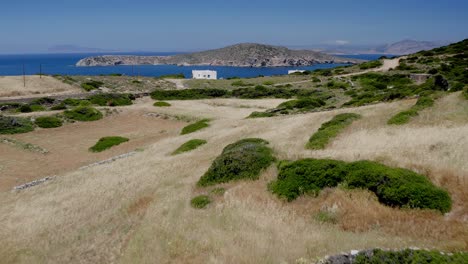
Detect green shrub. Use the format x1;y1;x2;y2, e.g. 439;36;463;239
35;116;63;128
190;195;211;209
269;159;347;201
277;98;326;111
307;113;361;149
88;93;134;106
210;187;226;196
89;136;129;152
354;249;468;264
359;60;383;70
151;89;228;100
29;105;46;112
153;101;171;107
197;138;275;186
464;88;468;100
231;80;254;87
19;104;33;113
172;139;207;155
346;160;452;213
30;97;55;105
50;103;67;110
312;77;321;83
387;96;434;125
156;73;185;79
271;159;452;213
181;119;210;135
64;106;103;121
81;80;104;91
0;115;34;134
62;98;83;106
247;111;275;118
262;80;275;85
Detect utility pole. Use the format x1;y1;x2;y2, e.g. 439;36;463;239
23;64;26;87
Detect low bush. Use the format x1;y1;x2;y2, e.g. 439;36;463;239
197;138;275;186
89;136;129;152
354;249;468;264
62;98;83;106
64;106;103;121
156;73;185;79
387;96;434;125
181;119;210;135
269;159;347;201
50;103;67;110
81;80;104;91
277;98;326;111
270;159;452;213
30;97;55;105
359;60;383;70
231;80;254;87
172;139;207;155
248;111;275;118
151;89;228;100
262;80;275;85
35;116;63;128
153;101;171;107
88;93;134;106
18;104;33;113
307;113;361;149
0;115;34;134
190;195;211;209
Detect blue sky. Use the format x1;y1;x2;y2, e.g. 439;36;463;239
1;0;467;53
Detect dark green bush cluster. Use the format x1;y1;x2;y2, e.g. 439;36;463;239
0;115;34;134
270;159;452;213
387;96;434;125
326;80;350;89
87;93;134;106
180;119;210;135
151;89;228;100
35;116;63;128
248;97;326;118
307;113;361;149
156;73;185;79
172;139;207;155
150;86;325;100
197;138;275;186
344;73;438;106
190;195;211;209
81;80;104;91
153;101;171;107
89;136;129;152
354;249;468;264
64;106;103;121
358;60;383;70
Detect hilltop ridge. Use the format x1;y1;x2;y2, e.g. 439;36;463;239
76;43;360;67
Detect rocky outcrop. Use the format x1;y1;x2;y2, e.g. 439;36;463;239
76;43;361;67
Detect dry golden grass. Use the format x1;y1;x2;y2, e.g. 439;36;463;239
0;94;466;263
0;75;81;98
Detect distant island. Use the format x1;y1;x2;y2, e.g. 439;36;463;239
76;43;361;67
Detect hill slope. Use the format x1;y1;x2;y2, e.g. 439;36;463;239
76;43;360;67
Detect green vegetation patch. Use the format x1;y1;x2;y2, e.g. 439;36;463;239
18;104;46;113
190;195;211;209
387;96;434;125
270;159;452;213
35;116;63;128
307;113;361;149
463;87;468;100
88;93;134;106
151;89;228;100
172;139;207;155
181;119;210;135
156;73;185;79
64;106;103;121
153;101;171;107
359;60;384;70
81;80;104;91
0;115;34;134
197;138;275;186
89;136;129;152
354;249;467;264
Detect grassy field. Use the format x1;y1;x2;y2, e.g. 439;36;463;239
0;40;466;263
0;93;466;263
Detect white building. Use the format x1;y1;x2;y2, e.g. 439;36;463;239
288;70;306;75
192;70;217;80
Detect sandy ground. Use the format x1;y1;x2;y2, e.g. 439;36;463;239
0;95;466;263
0;75;82;98
166;78;187;89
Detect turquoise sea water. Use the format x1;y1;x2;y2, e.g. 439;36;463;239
0;53;388;78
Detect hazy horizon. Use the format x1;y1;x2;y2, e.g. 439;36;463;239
1;0;467;54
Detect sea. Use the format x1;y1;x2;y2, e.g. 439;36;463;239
0;52;389;79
